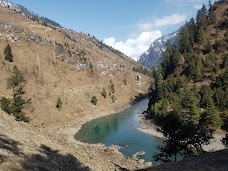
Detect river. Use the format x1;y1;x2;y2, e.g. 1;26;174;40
74;98;162;163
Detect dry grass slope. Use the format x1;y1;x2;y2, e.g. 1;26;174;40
0;5;150;170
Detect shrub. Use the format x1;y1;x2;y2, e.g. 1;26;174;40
14;112;30;122
91;96;98;105
109;80;115;93
111;95;116;103
0;97;11;114
101;88;107;98
123;78;127;85
56;97;62;109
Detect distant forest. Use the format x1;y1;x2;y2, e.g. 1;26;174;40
145;0;228;162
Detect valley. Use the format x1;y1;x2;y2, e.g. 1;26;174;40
0;3;151;170
0;0;228;171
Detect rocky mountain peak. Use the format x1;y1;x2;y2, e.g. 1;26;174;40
138;31;179;68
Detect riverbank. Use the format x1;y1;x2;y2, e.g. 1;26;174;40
66;93;150;145
72;97;163;165
137;114;164;139
0;95;152;171
52;93;152;170
138;114;226;152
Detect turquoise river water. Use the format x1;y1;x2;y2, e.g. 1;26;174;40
74;98;162;163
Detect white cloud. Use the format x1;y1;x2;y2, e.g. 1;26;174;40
154;14;186;27
104;13;188;61
104;30;162;61
166;0;217;10
137;22;153;31
193;4;203;9
138;13;186;31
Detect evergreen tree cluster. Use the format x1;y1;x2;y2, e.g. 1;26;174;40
146;0;228;162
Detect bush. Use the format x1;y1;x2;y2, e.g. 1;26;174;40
14;112;30;122
91;96;98;105
0;97;11;114
101;88;107;98
0;97;30;122
109;80;115;93
123;78;127;85
111;95;116;103
56;97;62;109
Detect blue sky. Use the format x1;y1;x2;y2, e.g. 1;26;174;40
9;0;214;60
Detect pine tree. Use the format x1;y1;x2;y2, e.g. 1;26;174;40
187;57;197;79
214;87;225;109
179;25;193;54
4;66;30;122
181;89;200;124
7;66;25;98
222;53;228;68
197;27;206;45
208;0;212;12
199;85;213;108
195;58;203;81
222;68;228;89
162;40;174;77
4;43;13;62
154;111;211;163
188;18;198;44
205;41;212;53
151;66;157;79
156;72;164;101
202;100;222;130
196;4;208;28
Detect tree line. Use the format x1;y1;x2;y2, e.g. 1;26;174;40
146;0;228;162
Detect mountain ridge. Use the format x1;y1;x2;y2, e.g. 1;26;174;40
0;0;62;27
138;31;179;68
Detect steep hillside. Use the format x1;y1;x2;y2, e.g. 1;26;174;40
0;4;149;126
0;2;150;170
144;0;228;164
138;31;179;68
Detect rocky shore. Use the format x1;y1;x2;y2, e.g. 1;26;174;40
137;114;226;152
0;96;152;171
137;114;165;139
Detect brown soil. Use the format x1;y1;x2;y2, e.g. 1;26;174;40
0;6;151;171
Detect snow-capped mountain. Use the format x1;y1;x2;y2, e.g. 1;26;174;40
0;0;18;9
0;0;62;27
138;31;179;68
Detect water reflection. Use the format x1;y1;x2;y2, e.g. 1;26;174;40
74;98;162;162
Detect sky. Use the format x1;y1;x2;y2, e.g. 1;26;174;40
9;0;215;60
